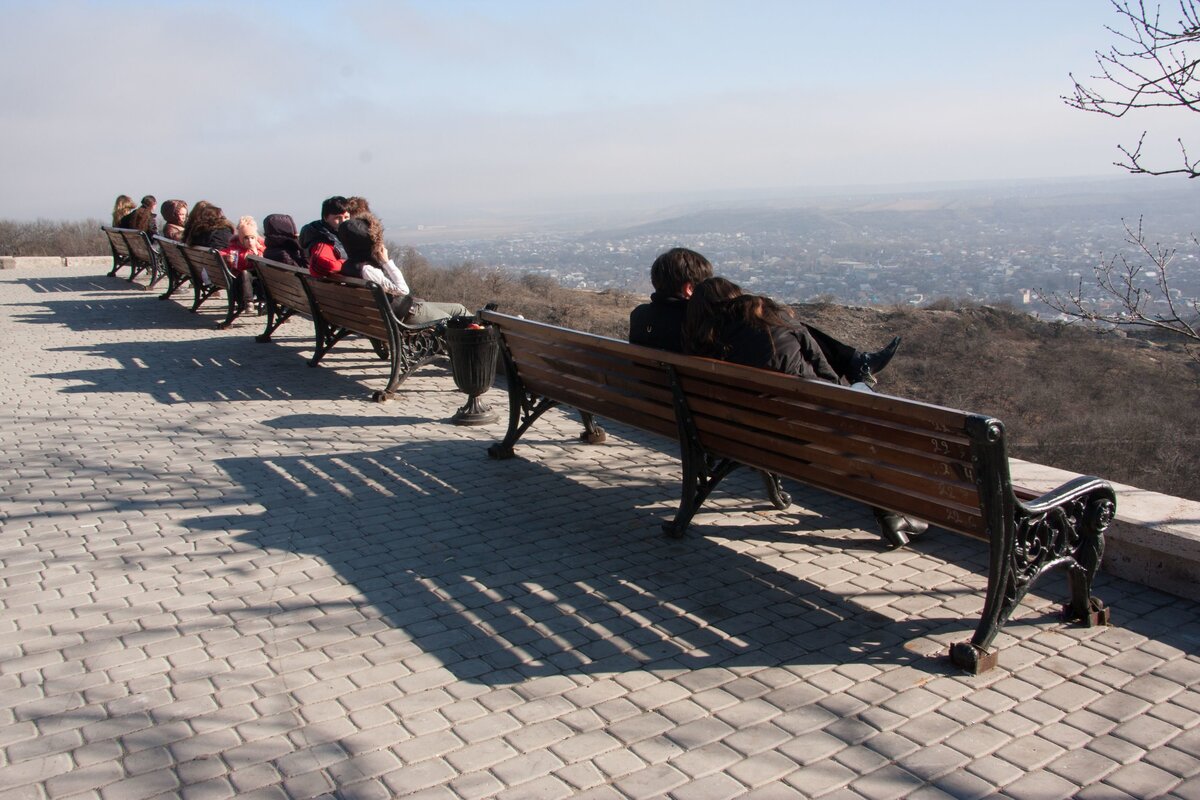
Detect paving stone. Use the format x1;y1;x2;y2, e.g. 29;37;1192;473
2;267;1200;800
1104;760;1184;798
849;764;928;800
1000;768;1082;799
784;760;858;796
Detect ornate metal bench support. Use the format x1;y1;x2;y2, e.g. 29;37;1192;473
308;324;350;367
256;305;294;343
662;364;741;538
950;417;1116;674
487;342;559;460
579;412;607;444
759;470;792;510
373;318;444;403
159;270;191;302
191;283;219;313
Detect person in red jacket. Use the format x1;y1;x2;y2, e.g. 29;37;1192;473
299;196;350;278
222;216;266;312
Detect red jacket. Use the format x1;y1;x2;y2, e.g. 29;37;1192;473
221;237;265;273
309;241;345;278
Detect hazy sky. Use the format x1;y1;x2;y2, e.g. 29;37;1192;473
0;1;1177;227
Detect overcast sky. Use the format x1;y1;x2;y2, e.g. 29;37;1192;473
0;1;1178;227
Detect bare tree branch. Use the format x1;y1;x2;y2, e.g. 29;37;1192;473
1035;218;1200;361
1065;0;1200;177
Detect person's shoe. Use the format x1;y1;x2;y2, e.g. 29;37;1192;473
849;336;901;384
874;508;928;549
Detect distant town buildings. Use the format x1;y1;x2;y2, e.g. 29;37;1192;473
415;187;1200;320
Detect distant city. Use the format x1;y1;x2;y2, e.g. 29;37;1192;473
408;178;1200;320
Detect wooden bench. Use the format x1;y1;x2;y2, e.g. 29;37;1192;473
154;236;201;305
246;255;313;343
291;271;447;402
102;226;163;288
480;310;1117;674
154;240;245;329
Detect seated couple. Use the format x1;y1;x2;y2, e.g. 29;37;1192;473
628;247;924;547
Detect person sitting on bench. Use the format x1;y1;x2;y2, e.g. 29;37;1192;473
683;276;928;547
337;214;469;325
629;247;900;385
300;196;351;279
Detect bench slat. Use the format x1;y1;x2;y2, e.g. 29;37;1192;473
512;360;678;437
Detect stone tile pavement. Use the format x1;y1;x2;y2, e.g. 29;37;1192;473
2;265;1200;800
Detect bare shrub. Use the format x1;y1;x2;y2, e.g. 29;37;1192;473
0;219;108;256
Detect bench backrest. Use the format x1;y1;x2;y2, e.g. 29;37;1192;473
484;310;678;440
668;353;989;538
301;274;392;341
122;229;156;268
102;226;132;260
248;255;312;318
154;236;191;281
182;246;232;291
481;311;1000;541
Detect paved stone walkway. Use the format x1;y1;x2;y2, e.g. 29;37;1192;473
2;266;1200;800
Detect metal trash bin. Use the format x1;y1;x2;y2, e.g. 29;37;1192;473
444;317;499;425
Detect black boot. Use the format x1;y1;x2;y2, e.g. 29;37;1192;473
873;507;928;549
849;336;901;385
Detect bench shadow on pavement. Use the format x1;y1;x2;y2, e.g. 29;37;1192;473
191;431;1013;684
10;274;132;294
31;334;450;405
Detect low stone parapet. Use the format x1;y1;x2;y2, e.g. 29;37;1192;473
1011;458;1200;602
0;255;111;270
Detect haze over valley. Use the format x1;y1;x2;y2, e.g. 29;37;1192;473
409;177;1200;317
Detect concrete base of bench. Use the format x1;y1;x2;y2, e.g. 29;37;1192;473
1011;458;1200;602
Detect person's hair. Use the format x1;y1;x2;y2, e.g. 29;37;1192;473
683;276;794;357
128;205;155;232
321;196;350;219
161;199;187;225
339;212;388;268
650;247;713;295
112;195;135;227
236;215;259;239
185;204;233;246
139;195;156;209
346;196;372;217
180;200;211;244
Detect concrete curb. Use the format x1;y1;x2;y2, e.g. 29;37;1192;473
0;255;111;270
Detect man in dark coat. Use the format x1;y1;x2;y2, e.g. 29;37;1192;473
299;196;351;278
628;247;712;352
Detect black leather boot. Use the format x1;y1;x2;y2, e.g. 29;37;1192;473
849;336;901;385
873;507;928;549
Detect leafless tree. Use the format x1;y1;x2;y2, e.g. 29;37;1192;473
1036;218;1199;359
1065;0;1200;177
